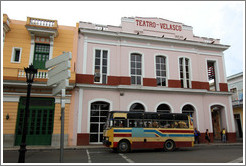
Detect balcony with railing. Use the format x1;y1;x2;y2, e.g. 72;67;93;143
232;100;243;107
25;17;59;37
3;67;75;84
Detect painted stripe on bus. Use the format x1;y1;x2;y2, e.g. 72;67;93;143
144;129;194;137
114;129;132;132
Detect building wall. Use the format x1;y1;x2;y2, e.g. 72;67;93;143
3;15;78;147
74;17;234;145
77;35;227;88
74;88;234;145
3;102;19;134
3;20;31;70
234;107;243;130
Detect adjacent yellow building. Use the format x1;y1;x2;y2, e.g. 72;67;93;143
3;14;78;147
227;72;243;139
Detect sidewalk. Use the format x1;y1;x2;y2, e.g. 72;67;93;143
4;142;243;151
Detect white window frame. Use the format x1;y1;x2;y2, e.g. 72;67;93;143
92;48;110;84
11;47;22;63
129;52;143;85
155;55;168;87
179;57;191;88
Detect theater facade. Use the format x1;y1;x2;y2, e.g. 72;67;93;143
72;17;235;146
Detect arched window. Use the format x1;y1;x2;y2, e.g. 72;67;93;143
157;104;171;113
90;101;110;143
130;53;142;85
156;56;167;86
182;104;194;117
129;103;145;112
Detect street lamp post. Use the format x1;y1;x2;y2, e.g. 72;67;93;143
18;64;37;163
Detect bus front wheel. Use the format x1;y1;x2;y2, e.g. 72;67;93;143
117;140;130;153
164;140;175;152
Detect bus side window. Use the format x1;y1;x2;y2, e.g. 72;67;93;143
160;120;170;128
129;120;135;127
144;120;152;128
178;120;188;128
137;120;144;127
114;119;126;127
152;121;159;128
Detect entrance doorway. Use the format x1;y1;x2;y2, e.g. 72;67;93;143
15;97;55;145
90;101;110;143
234;114;243;138
211;105;226;141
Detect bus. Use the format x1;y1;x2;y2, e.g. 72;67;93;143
102;111;194;153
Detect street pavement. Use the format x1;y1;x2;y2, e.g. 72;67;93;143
2;142;244;163
3;141;243;151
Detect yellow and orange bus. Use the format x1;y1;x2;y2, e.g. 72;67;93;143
103;111;194;153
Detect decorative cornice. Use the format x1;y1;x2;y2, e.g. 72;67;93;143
3;81;75;89
79;28;230;51
76;83;232;96
25;26;58;37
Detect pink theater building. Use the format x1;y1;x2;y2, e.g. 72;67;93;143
69;17;235;146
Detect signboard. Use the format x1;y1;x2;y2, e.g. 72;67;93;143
135;19;182;32
46;52;72;68
45;52;72;96
47;70;71;86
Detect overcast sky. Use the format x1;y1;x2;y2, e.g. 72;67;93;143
2;1;244;77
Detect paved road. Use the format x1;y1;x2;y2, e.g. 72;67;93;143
3;145;243;163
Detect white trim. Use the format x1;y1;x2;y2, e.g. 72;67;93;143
209;103;229;132
81;29;229;51
77;88;83;133
11;47;22;63
75;83;232;95
83;36;88;74
86;39;223;57
3;95;20;102
127;100;148;112
228;96;236;132
154;54;169;87
154;102;173;113
222;54;227;83
180;103;199;130
26;27;58;36
3;92;72;97
29;34;35;65
49;35;54;59
87;98;113;133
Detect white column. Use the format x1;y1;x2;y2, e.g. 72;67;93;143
82;36;88;74
49;35;54;59
28;34;35;65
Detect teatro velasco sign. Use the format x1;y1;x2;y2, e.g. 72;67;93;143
121;17;196;41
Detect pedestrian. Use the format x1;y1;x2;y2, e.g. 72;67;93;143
194;128;200;144
205;129;210;144
221;128;227;143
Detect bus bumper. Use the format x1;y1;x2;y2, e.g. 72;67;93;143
102;138;111;147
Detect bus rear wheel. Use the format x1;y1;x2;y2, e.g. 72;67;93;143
164;140;175;152
117;140;130;153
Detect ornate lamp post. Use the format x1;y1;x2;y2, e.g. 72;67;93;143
18;64;37;163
